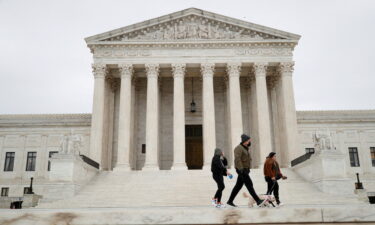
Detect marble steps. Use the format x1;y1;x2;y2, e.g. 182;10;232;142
36;168;363;209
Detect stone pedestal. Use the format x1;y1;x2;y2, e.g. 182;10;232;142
354;189;369;203
293;150;353;195
23;194;43;208
47;153;98;200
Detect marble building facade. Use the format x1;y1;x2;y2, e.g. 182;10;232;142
1;8;375;199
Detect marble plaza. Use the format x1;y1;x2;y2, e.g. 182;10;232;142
1;8;375;224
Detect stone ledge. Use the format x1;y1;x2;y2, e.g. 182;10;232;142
0;205;374;224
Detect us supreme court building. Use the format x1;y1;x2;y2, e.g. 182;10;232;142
87;8;300;172
1;8;375;204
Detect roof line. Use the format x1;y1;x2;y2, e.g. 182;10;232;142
85;7;300;43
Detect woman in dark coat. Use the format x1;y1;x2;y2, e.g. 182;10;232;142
211;148;231;207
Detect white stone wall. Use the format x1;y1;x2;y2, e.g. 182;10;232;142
0;114;91;197
297;110;375;191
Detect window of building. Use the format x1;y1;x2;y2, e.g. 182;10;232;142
23;187;31;194
349;147;360;167
141;144;146;154
48;151;58;171
4;152;15;171
26;152;37;171
305;148;315;154
1;187;9;197
370;147;375;167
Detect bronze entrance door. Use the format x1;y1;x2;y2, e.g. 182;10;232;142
185;125;203;169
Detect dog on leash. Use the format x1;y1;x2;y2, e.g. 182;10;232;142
242;192;276;208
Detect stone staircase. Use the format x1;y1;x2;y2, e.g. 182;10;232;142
36;168;364;209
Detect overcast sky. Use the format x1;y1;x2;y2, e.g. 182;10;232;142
0;0;374;114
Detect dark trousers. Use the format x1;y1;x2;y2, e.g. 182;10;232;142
265;176;280;203
212;173;225;202
227;169;260;203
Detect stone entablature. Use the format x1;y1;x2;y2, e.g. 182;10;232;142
90;45;294;63
0;114;91;127
297;110;375;123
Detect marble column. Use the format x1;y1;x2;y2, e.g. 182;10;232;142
89;63;107;167
253;62;273;166
115;64;133;171
201;63;216;168
144;63;160;170
172;63;187;170
277;62;300;165
268;76;281;163
227;62;243;151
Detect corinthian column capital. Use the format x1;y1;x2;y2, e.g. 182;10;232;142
145;63;160;78
118;64;133;79
278;62;295;75
171;63;186;79
253;62;268;77
226;62;242;78
200;63;215;78
92;63;108;78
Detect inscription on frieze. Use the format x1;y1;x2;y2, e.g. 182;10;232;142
234;48;292;56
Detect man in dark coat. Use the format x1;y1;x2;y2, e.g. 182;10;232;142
227;134;265;207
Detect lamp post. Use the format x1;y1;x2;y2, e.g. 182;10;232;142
28;177;34;194
355;173;364;189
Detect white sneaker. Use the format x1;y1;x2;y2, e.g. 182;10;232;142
277;202;284;207
211;199;217;206
216;203;226;208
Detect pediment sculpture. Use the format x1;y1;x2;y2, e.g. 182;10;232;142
101;16;284;41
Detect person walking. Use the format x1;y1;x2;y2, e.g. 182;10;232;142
226;134;265;207
211;148;231;208
263;152;287;206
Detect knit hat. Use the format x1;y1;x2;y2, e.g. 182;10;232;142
214;148;223;156
241;134;251;143
267;152;276;158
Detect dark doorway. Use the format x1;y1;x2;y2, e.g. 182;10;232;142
185;125;203;170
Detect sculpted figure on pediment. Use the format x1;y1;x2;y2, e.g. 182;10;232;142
176;21;187;39
186;21;199;39
198;23;209;39
107;16;283;41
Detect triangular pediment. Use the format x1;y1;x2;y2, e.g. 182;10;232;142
85;8;300;43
